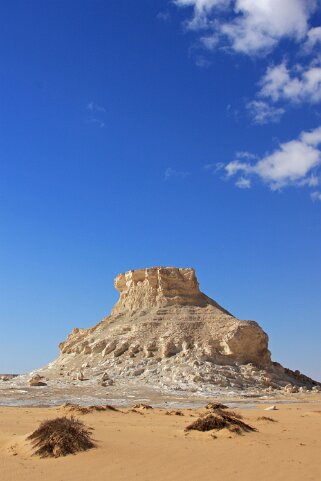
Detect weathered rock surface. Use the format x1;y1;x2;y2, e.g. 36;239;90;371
29;374;47;387
36;267;319;394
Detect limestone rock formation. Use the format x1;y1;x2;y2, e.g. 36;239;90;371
41;267;319;393
29;374;47;387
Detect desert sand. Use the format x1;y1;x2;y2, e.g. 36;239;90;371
1;267;320;480
1;399;320;481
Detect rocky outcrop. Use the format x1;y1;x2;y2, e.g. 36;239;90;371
40;267;319;394
29;374;47;387
112;267;230;314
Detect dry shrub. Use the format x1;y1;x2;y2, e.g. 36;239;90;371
186;414;228;432
205;404;243;420
62;403;118;415
219;409;243;420
185;410;256;434
104;404;119;412
28;416;95;458
257;416;278;422
229;426;242;435
62;404;91;415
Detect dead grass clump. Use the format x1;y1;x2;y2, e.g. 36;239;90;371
185;410;256;434
221;413;256;433
257;416;278;422
204;404;243;420
229;426;242;435
27;416;95;458
186;414;228;432
104;404;119;412
62;403;119;415
219;409;243;420
62;404;91;415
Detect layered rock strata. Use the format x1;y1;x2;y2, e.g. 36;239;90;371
39;267;319;394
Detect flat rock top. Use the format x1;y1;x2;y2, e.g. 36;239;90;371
28;266;319;395
112;266;229;315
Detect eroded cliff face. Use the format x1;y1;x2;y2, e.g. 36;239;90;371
59;267;270;367
111;267;222;314
42;267;318;393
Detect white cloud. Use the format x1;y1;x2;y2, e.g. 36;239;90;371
86;101;106;113
235;176;251;189
194;55;212;68
176;0;230;29
235;151;258;160
86;101;106;128
300;126;321;146
164;167;191;179
88;118;105;128
157;11;171;22
175;0;317;55
175;1;321;123
204;162;224;172
247;100;285;124
225;125;321;191
311;190;321;201
298;175;319;187
259;62;321;103
304;26;321;51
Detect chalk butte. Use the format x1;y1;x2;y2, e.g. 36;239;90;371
39;267;318;393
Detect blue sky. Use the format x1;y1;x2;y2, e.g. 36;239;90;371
0;1;320;379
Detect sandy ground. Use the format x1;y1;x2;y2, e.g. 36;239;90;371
0;400;321;481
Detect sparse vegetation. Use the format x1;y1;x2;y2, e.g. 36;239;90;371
185;409;256;434
257;416;278;422
218;409;243;420
204;403;243;420
27;416;95;458
165;410;184;416
61;403;119;415
186;414;228;432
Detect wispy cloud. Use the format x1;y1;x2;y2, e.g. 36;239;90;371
172;2;321;200
87;118;105;128
204;162;224;173
235;176;251;189
164;167;191;179
175;0;317;56
311;191;321;201
226;104;239;122
247;100;285;125
85;101;106;128
224;126;321;193
304;26;321;52
157;11;171;22
86;101;106;113
194;55;212;68
174;1;321;124
234;151;258;161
